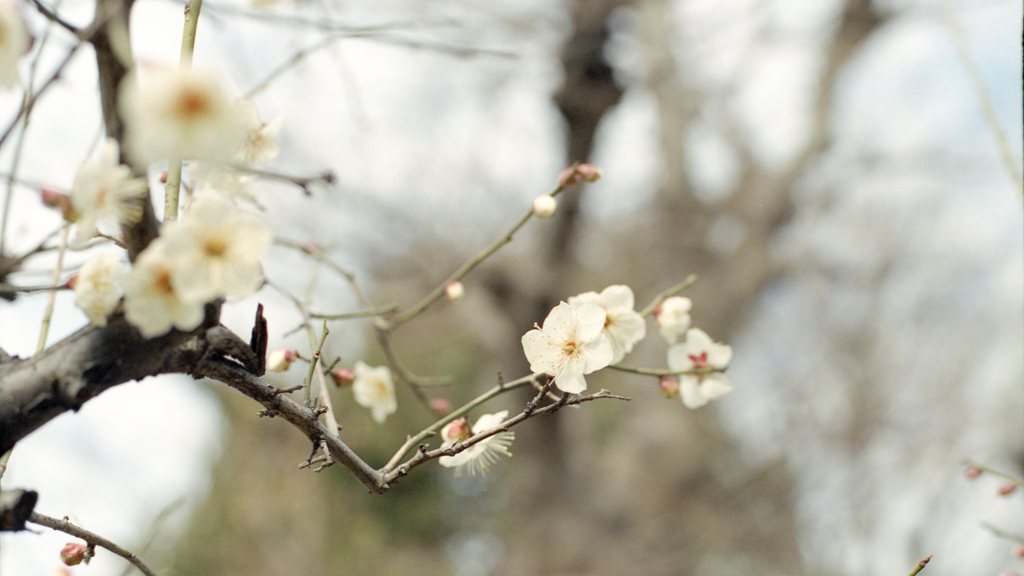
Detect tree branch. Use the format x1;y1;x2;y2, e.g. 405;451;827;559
28;512;158;576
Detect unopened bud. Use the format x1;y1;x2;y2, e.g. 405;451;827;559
531;194;557;218
158;171;168;184
65;273;79;290
266;349;297;372
998;482;1017;496
445;281;464;301
575;163;601;182
1012;543;1024;558
429;398;452;415
557;163;602;187
441;417;469;443
331;367;355;387
963;466;982;479
41;188;74;220
658;376;680;399
59;542;88;566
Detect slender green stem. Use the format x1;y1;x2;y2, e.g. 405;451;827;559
943;8;1022;191
906;555;931;576
36;226;70;353
381;373;543;472
302;321;329;405
310;305;398;320
386;179;575;330
638;274;697;318
963;460;1024;487
607;364;722;378
164;0;203;223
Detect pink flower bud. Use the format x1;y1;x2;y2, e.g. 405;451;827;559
266;349;297;372
1012;543;1024;558
331;367;355;387
64;273;79;290
445;281;465;301
430;398;452;415
998;572;1022;576
963;466;982;479
158;170;168;184
998;482;1017;496
575;163;601;182
59;542;88;566
531;194;557;218
41;188;74;220
441;417;469;443
658;376;680;399
556;163;602;187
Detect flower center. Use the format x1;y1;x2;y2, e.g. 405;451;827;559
154;267;174;295
203;236;228;257
175;87;210;119
562;339;580;357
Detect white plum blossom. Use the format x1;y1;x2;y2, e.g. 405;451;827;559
121;67;247;165
654;296;692;344
521;301;613;394
0;4;28;89
68;139;148;246
236;100;282;164
667;328;733;409
568;284;646;364
161;194;271;302
121;240;206;338
352;361;397;424
73;252;124;327
439;411;514;477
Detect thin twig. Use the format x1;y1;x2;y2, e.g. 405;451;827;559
164;0;204;223
387;179;573;329
36;226;70;353
383;387;628;484
381;372;543;472
638;274;698;318
981;522;1024;544
906;555;931;576
29;512;159;576
943;7;1022;191
963;460;1024;487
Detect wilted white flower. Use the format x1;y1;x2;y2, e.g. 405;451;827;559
161;194;271;302
352;361;396;424
531;194;557;218
439;411;514;477
568;285;646;364
0;4;28;89
68;139;148;246
666;328;733;409
654;296;692;344
73;252;124;327
121;67;247;165
122;240;206;338
521;301;613;394
236;100;282;164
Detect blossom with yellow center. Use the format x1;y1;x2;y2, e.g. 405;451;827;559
521;301;613;394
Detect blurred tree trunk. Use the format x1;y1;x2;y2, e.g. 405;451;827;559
490;0;885;574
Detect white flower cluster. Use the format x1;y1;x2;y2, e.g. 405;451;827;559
72;193;271;338
522;286;733;409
